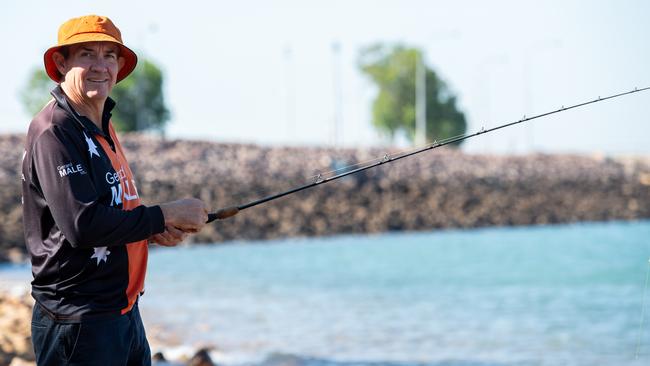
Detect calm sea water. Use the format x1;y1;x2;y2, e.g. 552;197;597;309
2;221;650;366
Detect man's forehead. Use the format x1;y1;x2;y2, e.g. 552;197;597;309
69;42;120;53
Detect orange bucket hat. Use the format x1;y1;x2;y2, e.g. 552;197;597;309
44;15;138;83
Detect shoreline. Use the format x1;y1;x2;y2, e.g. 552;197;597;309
0;286;221;366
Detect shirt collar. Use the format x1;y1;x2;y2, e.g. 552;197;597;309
51;85;116;137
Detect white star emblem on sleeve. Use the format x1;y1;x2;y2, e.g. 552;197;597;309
83;132;101;159
91;247;110;265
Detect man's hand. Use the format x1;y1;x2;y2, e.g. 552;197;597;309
150;225;187;247
159;198;209;233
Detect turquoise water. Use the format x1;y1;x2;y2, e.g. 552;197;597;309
2;221;650;365
141;221;650;366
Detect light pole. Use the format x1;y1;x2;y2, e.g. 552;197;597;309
283;45;296;143
331;41;343;146
415;29;461;147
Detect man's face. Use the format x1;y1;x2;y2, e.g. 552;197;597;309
55;42;124;102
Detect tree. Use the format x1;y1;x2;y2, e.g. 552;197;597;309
110;59;169;132
20;57;170;133
20;68;57;117
358;44;466;145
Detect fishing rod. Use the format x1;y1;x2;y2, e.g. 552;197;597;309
207;86;650;223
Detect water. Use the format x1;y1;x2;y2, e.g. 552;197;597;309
2;221;650;366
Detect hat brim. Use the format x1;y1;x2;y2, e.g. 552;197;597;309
44;33;137;83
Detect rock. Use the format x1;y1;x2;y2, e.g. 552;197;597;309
152;351;167;361
8;357;35;366
6;248;27;264
2;133;650;260
188;347;214;366
0;292;35;364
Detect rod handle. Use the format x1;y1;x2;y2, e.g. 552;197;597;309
207;206;240;223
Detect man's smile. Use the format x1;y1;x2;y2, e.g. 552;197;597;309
87;78;109;83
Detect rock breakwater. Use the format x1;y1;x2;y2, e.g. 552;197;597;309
0;290;34;365
1;133;649;259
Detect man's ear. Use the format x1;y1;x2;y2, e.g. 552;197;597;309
52;51;67;76
118;56;125;72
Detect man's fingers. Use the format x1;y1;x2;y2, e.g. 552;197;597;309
166;225;183;236
151;225;190;247
161;230;175;242
151;234;171;246
160;198;210;233
177;225;199;233
166;226;187;241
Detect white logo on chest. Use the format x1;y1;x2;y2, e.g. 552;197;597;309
108;166;139;206
84;132;101;159
91;247;110;265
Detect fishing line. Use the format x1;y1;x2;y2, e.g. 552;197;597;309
636;258;650;359
221;141;439;208
304;130;471;182
207;86;650;222
222;138;451;207
219;142;434;208
218;130;470;212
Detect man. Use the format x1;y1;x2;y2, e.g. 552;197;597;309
21;15;209;365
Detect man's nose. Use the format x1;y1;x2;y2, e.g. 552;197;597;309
90;57;110;73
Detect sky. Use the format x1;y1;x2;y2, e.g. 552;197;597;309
2;0;649;155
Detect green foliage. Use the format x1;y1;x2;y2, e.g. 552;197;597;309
19;68;57;117
358;44;466;145
20;57;169;132
110;59;169;132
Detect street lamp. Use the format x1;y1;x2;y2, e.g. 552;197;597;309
415;30;462;147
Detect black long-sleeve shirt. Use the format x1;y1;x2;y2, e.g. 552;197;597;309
22;86;165;320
